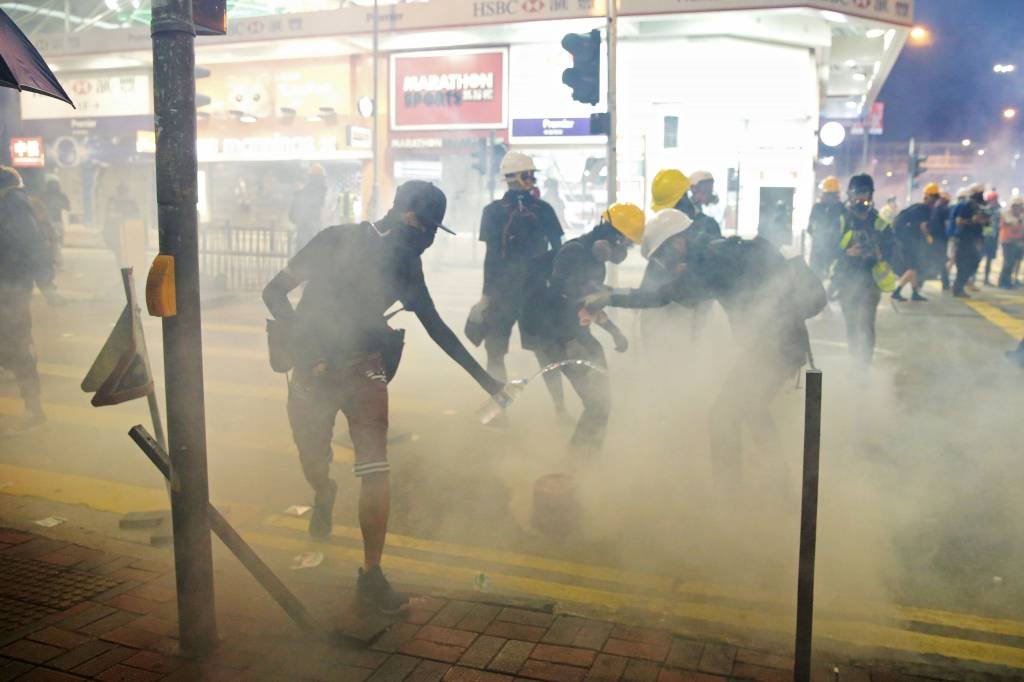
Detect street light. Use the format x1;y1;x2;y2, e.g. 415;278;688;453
1004;107;1018;120
994;64;1017;74
819;121;846;147
961;139;972;147
909;25;932;46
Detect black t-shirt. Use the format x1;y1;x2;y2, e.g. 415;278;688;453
480;191;563;295
955;200;984;240
894;202;931;242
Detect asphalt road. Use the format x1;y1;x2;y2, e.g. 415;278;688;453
2;245;1024;670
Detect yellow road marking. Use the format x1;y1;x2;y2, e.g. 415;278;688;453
245;530;1024;669
0;462;167;515
3;461;1024;668
963;300;1024;338
0;396;353;464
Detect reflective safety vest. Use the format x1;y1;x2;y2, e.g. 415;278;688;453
836;211;895;291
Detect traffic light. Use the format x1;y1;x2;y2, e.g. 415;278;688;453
194;0;227;36
561;29;601;105
491;142;508;172
907;137;928;189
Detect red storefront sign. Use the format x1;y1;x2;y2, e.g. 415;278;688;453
390;48;507;131
10;137;45;168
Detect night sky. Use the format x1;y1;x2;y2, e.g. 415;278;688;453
879;0;1024;143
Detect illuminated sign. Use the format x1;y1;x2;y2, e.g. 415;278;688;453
10;137;45;167
391;49;508;131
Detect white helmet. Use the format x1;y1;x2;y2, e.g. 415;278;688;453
641;208;692;259
956;187;969;199
688;170;714;186
967;182;985;196
500;151;536;177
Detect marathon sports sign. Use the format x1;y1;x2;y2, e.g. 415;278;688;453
391;49;508;131
32;0;913;56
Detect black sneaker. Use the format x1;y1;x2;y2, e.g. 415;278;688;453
309;480;337;539
356;565;409;614
952;290;970;299
891;291;906;302
911;292;928;302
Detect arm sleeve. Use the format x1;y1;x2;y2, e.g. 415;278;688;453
261;227;333;320
480;205;502;296
405;265;503;395
541;203;564;250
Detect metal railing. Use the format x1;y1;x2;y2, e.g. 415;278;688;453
198;225;295;291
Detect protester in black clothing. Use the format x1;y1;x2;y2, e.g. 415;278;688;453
833;174;895;367
680;170;722;239
520;203;644;452
582;227;820;484
927;192;952;289
891;183;941;302
263;181;506;614
475;152;565;416
0;167;59;432
952;184;989;298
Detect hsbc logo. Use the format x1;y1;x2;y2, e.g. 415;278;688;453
473;0;551;16
825;0;875;10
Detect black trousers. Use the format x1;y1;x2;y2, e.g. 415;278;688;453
839;282;881;366
953;237;982;293
0;286;41;413
541;331;609;450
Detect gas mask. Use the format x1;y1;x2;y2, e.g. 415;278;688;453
848;195;873;217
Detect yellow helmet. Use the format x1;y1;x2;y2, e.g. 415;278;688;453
923;182;941;197
650;169;690;212
603;202;645;243
820;176;841;193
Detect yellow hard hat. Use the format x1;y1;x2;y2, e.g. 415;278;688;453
923;182;941;197
820;176;841;193
603;202;645;243
651;169;690;212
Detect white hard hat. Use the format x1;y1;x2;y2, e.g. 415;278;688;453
968;182;985;196
500;151;536;176
688;170;714;185
956;187;969;199
641;208;692;259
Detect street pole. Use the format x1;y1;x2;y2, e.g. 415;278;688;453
606;0;617;204
794;369;823;682
906;137;916;205
150;0;218;655
370;0;380;220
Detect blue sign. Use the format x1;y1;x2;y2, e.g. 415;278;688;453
512;117;592;137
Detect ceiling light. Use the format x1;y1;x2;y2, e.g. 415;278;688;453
821;10;847;23
852;73;866;82
844;59;857;68
865;29;885;39
819;122;846;148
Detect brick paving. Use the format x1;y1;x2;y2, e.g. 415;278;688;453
0;527;1018;681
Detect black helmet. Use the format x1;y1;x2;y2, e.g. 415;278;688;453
848;174;874;194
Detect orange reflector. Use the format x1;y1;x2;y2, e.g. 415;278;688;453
146;255;177;317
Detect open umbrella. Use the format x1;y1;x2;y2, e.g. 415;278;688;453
0;9;73;107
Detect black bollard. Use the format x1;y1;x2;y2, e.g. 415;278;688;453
794;369;822;682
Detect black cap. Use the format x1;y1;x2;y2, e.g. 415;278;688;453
848;173;875;194
393;180;453;234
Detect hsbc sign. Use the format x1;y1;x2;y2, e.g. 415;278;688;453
473;0;568;18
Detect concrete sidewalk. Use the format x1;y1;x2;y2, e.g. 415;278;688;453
1;523;1013;682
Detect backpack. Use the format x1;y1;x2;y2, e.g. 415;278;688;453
784;256;828;320
500;196;548;260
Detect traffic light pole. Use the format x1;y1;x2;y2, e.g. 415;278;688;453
151;0;218;656
606;0;617;204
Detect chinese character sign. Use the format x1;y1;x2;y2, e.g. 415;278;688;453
10;138;45;167
391;49;508;130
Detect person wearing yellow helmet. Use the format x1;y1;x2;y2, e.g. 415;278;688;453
518;203;644;451
889;182;942;302
807;176;844;277
650;169;690;212
579;210;825;485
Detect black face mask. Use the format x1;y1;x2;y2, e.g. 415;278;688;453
849;198;872;216
393;224;436;255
